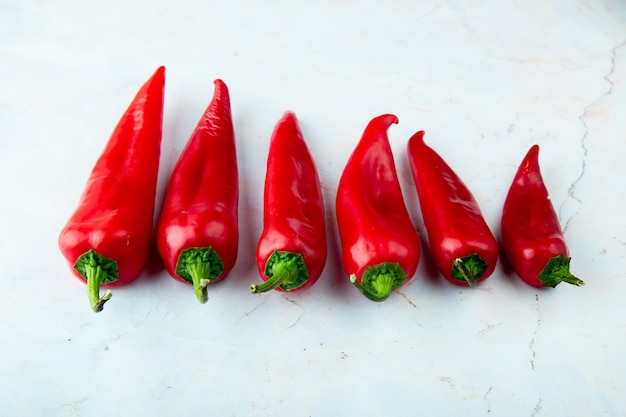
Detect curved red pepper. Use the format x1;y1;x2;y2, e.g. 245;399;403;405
336;114;421;301
407;131;498;286
501;144;584;288
156;79;238;303
58;66;165;312
251;111;327;293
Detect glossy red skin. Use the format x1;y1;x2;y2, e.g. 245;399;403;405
335;114;420;284
407;131;498;286
501;144;569;288
156;79;238;283
58;66;165;287
256;112;327;291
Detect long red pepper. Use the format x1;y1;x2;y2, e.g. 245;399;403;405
336;114;420;301
250;112;327;293
407;131;498;286
156;79;238;303
501;144;584;288
58;66;165;312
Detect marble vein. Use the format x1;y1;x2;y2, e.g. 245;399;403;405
529;294;543;371
530;397;543;417
396;290;417;308
562;40;626;233
233;296;269;325
58;396;89;417
477;320;505;337
283;297;305;330
483;386;493;413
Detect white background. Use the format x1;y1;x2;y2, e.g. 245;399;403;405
1;0;625;416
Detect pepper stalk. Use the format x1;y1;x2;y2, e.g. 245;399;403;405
250;250;309;293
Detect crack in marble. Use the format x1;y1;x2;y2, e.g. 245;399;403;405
396;290;417;308
529;294;543;371
283;297;305;330
604;40;626;87
99;331;133;351
562;40;626;233
233;296;269;324
477;320;505;337
530;397;543;417
59;396;89;416
483;386;493;413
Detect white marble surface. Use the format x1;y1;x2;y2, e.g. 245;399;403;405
1;0;625;415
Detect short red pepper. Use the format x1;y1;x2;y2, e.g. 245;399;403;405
407;131;498;286
501;144;584;288
156;79;238;303
250;112;327;293
58;66;165;312
336;114;421;301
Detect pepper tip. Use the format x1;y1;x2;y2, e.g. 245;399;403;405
281;110;298;122
371;114;398;128
527;143;540;160
408;130;426;148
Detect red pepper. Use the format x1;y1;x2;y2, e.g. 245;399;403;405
407;131;498;286
250;112;327;293
501;144;584;288
58;66;165;312
156;79;238;303
336;114;421;301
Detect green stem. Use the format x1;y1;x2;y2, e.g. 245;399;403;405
186;258;212;304
450;253;488;286
85;258;112;312
175;247;224;304
73;249;118;313
452;258;478;286
350;273;394;302
561;275;585;286
250;251;309;293
250;259;299;293
538;255;585;288
349;262;408;302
